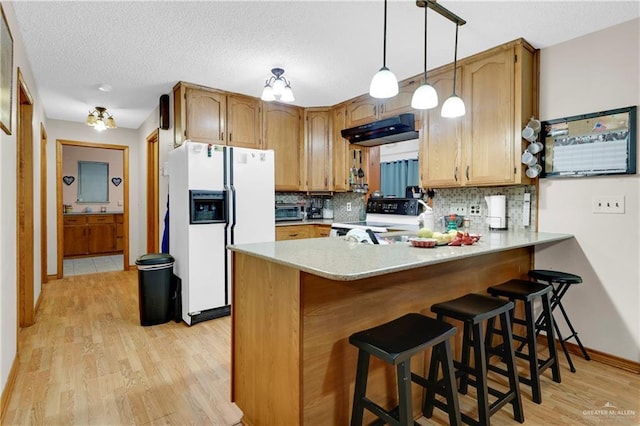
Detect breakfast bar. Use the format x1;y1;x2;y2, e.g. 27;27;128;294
228;231;573;425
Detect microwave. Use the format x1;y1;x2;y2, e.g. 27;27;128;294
275;203;304;222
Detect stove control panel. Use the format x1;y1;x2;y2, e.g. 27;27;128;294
366;198;419;216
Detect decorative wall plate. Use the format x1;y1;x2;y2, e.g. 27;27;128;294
111;177;122;187
63;176;75;185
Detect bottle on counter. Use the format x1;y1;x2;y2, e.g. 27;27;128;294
446;214;458;232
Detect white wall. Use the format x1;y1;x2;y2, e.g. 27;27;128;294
45;120;143;270
536;18;640;362
0;0;47;404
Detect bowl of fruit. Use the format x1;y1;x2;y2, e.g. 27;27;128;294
447;231;481;246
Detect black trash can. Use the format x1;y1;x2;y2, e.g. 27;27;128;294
135;253;175;326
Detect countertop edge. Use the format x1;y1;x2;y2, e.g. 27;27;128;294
229;232;575;281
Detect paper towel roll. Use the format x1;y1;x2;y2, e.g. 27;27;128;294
486;195;507;229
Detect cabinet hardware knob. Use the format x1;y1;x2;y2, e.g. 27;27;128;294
454;167;458;182
466;165;470;180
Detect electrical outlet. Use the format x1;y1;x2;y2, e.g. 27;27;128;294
346;202;352;212
450;203;466;216
592;196;625;214
469;205;482;216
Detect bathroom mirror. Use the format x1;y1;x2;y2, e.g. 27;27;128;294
77;161;109;203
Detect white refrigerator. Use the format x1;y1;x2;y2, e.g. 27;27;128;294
169;142;275;325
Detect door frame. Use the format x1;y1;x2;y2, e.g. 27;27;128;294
146;129;159;253
56;140;130;278
40;123;48;284
17;68;35;328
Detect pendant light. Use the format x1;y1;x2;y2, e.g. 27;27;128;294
369;0;398;99
440;23;466;118
411;4;438;109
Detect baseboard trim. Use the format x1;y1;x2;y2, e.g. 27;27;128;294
538;335;640;374
0;354;19;422
47;274;57;281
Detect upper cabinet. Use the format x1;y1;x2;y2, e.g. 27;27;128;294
227;94;262;149
263;102;303;191
420;39;537;188
331;104;350;191
304;108;332;191
345;78;422;128
174;83;226;146
173;82;261;149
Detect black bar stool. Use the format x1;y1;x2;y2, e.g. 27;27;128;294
486;279;561;403
528;269;591;373
349;313;461;426
428;294;524;425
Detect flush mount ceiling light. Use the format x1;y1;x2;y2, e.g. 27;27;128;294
369;0;398;99
261;68;295;103
86;106;116;131
411;3;438;110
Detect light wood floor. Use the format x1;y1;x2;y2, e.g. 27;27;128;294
4;270;640;425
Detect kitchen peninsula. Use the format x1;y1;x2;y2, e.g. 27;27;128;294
228;231;573;425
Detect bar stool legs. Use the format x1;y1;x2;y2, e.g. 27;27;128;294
349;313;461;426
487;279;561;404
528;270;590;373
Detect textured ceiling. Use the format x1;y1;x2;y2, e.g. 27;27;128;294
11;1;640;129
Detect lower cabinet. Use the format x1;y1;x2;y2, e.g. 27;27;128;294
276;224;332;241
63;214;123;257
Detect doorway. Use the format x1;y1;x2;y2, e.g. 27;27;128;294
40;123;48;284
17;68;35;327
56;140;130;278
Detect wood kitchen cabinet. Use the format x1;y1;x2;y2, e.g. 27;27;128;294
63;214;122;257
345;78;422;128
174;82;226;146
115;214;124;251
174;83;262;149
276;225;310;241
305;108;331;191
227;94;262;149
263;102;303;191
420;39;536;188
331;104;350;191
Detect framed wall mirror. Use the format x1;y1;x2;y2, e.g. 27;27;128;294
77;161;109;203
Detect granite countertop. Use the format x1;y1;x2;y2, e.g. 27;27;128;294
64;211;124;215
228;231;574;281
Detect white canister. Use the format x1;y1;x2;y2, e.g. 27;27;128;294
418;205;435;230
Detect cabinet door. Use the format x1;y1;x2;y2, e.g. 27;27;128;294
463;48;515;185
305;109;331;191
115;214;124;251
380;77;421;120
331;105;350;191
227;94;262;149
263;103;303;191
88;223;116;254
313;225;331;238
419;67;463;187
64;225;87;256
186;87;226;145
345;94;379;128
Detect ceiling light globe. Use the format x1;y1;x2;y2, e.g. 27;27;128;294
261;85;275;101
94;119;107;131
441;94;466;118
272;78;286;96
106;116;117;128
280;86;295;103
86;114;97;126
411;83;438;109
369;67;399;99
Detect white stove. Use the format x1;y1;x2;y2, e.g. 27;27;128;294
331;198;421;236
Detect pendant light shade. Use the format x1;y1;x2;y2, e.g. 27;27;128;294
369;0;398;99
411;4;438;110
261;68;294;103
441;94;466;117
441;23;465;118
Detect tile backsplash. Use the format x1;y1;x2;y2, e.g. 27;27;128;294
276;185;537;230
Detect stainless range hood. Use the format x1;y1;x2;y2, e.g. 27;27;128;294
341;113;418;147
